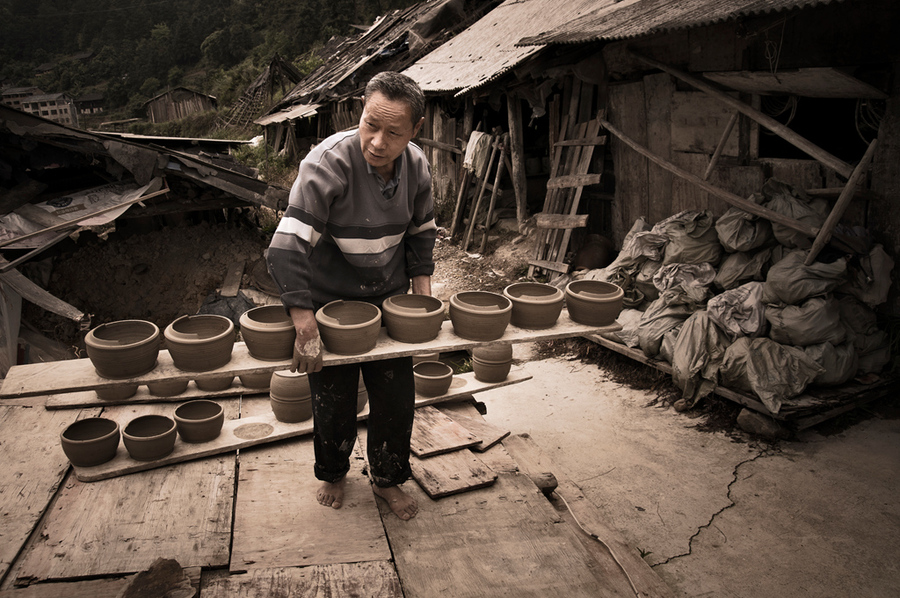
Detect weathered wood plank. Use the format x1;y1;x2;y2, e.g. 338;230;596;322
203;562;402;598
535;213;589;230
546;173;604;189
527;259;570;273
439;408;510;452
608;81;649;246
410;406;480;458
220;260;245;297
409;449;497;499
45;379;268;410
0;577;128;597
645;73;676;225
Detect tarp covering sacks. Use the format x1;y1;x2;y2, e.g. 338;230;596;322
600;308;643;348
719;337;824;414
651;210;724;266
760;178;829;250
766;295;847;347
637;288;704;357
840;244;895;307
652;263;716;302
764;250;847;305
804;342;859;386
672;310;732;408
714;247;773;290
706;281;767;340
715;204;774;253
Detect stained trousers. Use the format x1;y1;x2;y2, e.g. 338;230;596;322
308;356;415;488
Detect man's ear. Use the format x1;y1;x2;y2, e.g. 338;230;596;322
412;117;424;138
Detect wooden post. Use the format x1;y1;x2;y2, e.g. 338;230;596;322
449;169;471;239
506;95;528;232
703;111;739;181
463;135;499;252
479;137;508;254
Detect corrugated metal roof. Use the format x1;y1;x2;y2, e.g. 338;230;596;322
254;103;320;126
404;0;614;95
519;0;843;46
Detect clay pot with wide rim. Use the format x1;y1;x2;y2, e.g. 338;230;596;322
123;415;177;461
174;400;225;443
60;417;120;467
315;300;381;355
382;294;445;343
503;282;565;329
269;370;311;400
85;320;160;379
147;379;190;397
412;351;440;365
239;305;295;361
413;361;454;397
448;291;512;341
471;343;513;383
564;280;624;326
164;314;235;372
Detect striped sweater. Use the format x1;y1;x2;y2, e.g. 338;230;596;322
267;129;436;310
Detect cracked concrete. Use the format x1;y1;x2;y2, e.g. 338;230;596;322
477;350;900;597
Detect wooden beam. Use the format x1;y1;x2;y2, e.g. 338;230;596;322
703;111;739;180
527;259;569;274
417;137;463;155
506;94;528;231
0;257;86;323
554;136;607;147
479;138;508;254
535;213;589;229
547;173;604;189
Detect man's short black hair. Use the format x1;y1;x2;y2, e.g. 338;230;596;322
365;71;425;125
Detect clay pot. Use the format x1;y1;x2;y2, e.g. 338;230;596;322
270;396;312;423
472;343;513;363
60;417;120;467
471;343;513;383
239;372;272;389
239;305;294;361
195;375;234;392
412;351;440;365
147;379;189;397
448;291;512;341
94;384;139;401
164;314;235;372
564;280;625;326
503;282;564;329
85;320;160;379
174;400;225;443
269;370;311;400
413;361;454;397
382;294;445;343
123;415;177;461
315;300;381;355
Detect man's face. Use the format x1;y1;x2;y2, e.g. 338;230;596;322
358;91;423;175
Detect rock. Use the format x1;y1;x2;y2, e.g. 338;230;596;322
736;408;791;440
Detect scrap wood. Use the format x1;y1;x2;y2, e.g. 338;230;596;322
410;405;480;458
409;448;497;499
438;407;510;452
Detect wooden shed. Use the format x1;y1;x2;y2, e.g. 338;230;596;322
144;87;217;124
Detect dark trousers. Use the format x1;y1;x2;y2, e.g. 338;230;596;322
308;356;415;487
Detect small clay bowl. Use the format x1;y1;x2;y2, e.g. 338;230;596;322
239;371;272;389
564;280;625;326
239;305;294;361
174;400;225;443
413;361;454;397
315;300;381;355
195;375;234;392
85;320;160;379
269;370;311;400
164;314;235;372
503;282;565;329
60;417;120;467
123;415;177;461
147;379;190;397
94;384;139;401
382;294;446;343
448;291;512;341
270;395;312;423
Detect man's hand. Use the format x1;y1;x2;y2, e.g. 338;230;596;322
411;274;432;296
289;307;323;373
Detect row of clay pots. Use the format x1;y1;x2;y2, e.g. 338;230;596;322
59;399;225;467
92;372;269;402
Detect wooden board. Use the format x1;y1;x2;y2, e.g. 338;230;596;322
0;577;128;597
71;369;533;482
410;406;480;457
220;260;245;297
0;314;618;399
203;562;402;598
0;406;87;583
230;439;391;571
45;379;268;410
8;402;235;584
439;408;510;452
409;449;497;499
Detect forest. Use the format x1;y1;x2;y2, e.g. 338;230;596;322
0;0;419;122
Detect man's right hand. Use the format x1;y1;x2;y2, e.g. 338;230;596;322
289;308;323;373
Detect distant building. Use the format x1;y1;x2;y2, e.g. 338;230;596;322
75;92;105;116
18;92;78;126
1;86;45;110
143;87;217;124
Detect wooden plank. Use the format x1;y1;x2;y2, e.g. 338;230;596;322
9;402;235;584
503;434;676;598
220;260;245;297
608;82;649;246
203;562;402;598
703;67;889;99
409;449;497;499
230;438;391;571
0;406;88;583
0;257;86;323
410;406;480;458
439;408;509;452
645;73;676;225
527;259;570;274
70;369;533;482
671;91;740;157
1;316;615;399
0;577;127;597
45;379;268;410
555;136;607;147
547;173;604;189
535;213;589;230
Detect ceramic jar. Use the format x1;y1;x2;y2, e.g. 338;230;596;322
382;294;445;343
564;280;625;326
174;400;225;443
471;343;513;383
315;300;381;355
147;379;190;397
503;282;565;329
60;417;120;467
239;305;294;361
122;415;177;461
448;291;512;341
164;314;235;371
85;320;160;379
413;361;454;397
269;370;313;423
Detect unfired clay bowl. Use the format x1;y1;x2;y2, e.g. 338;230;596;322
471;343;513;383
123;415;177;461
174;400;225;443
147;379;190;397
382;294;445;343
315;300;381;355
270;396;312;423
60;417;120;467
239;372;272;389
412;351;440;365
85;320;160;379
164;314;235;372
94;384;139;401
564;280;624;326
269;370;311;400
503;282;564;329
195;375;234;392
413;361;454;397
239;305;294;361
448;291;512;341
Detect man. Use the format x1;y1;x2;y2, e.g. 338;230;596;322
267;71;436;521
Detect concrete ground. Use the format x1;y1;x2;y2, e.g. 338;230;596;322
475;346;900;598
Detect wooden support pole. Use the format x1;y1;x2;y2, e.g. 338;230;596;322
506;94;528;233
600;118;819;238
463;135;499;252
630;49;854;178
448;169;471;239
805;139;878;265
480;138;508;254
703;111;739;180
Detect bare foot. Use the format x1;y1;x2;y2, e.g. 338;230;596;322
372;484;418;520
317;478;346;509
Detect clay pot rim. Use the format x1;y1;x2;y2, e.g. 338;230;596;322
174;399;224;423
86;320;160;349
315;300;382;330
449;291;512;314
165;314;235;344
239;305;293;331
61;417;120;443
382;294;445;317
413;360;453;379
565;280;624;301
123;415;176;440
502;282;564;306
